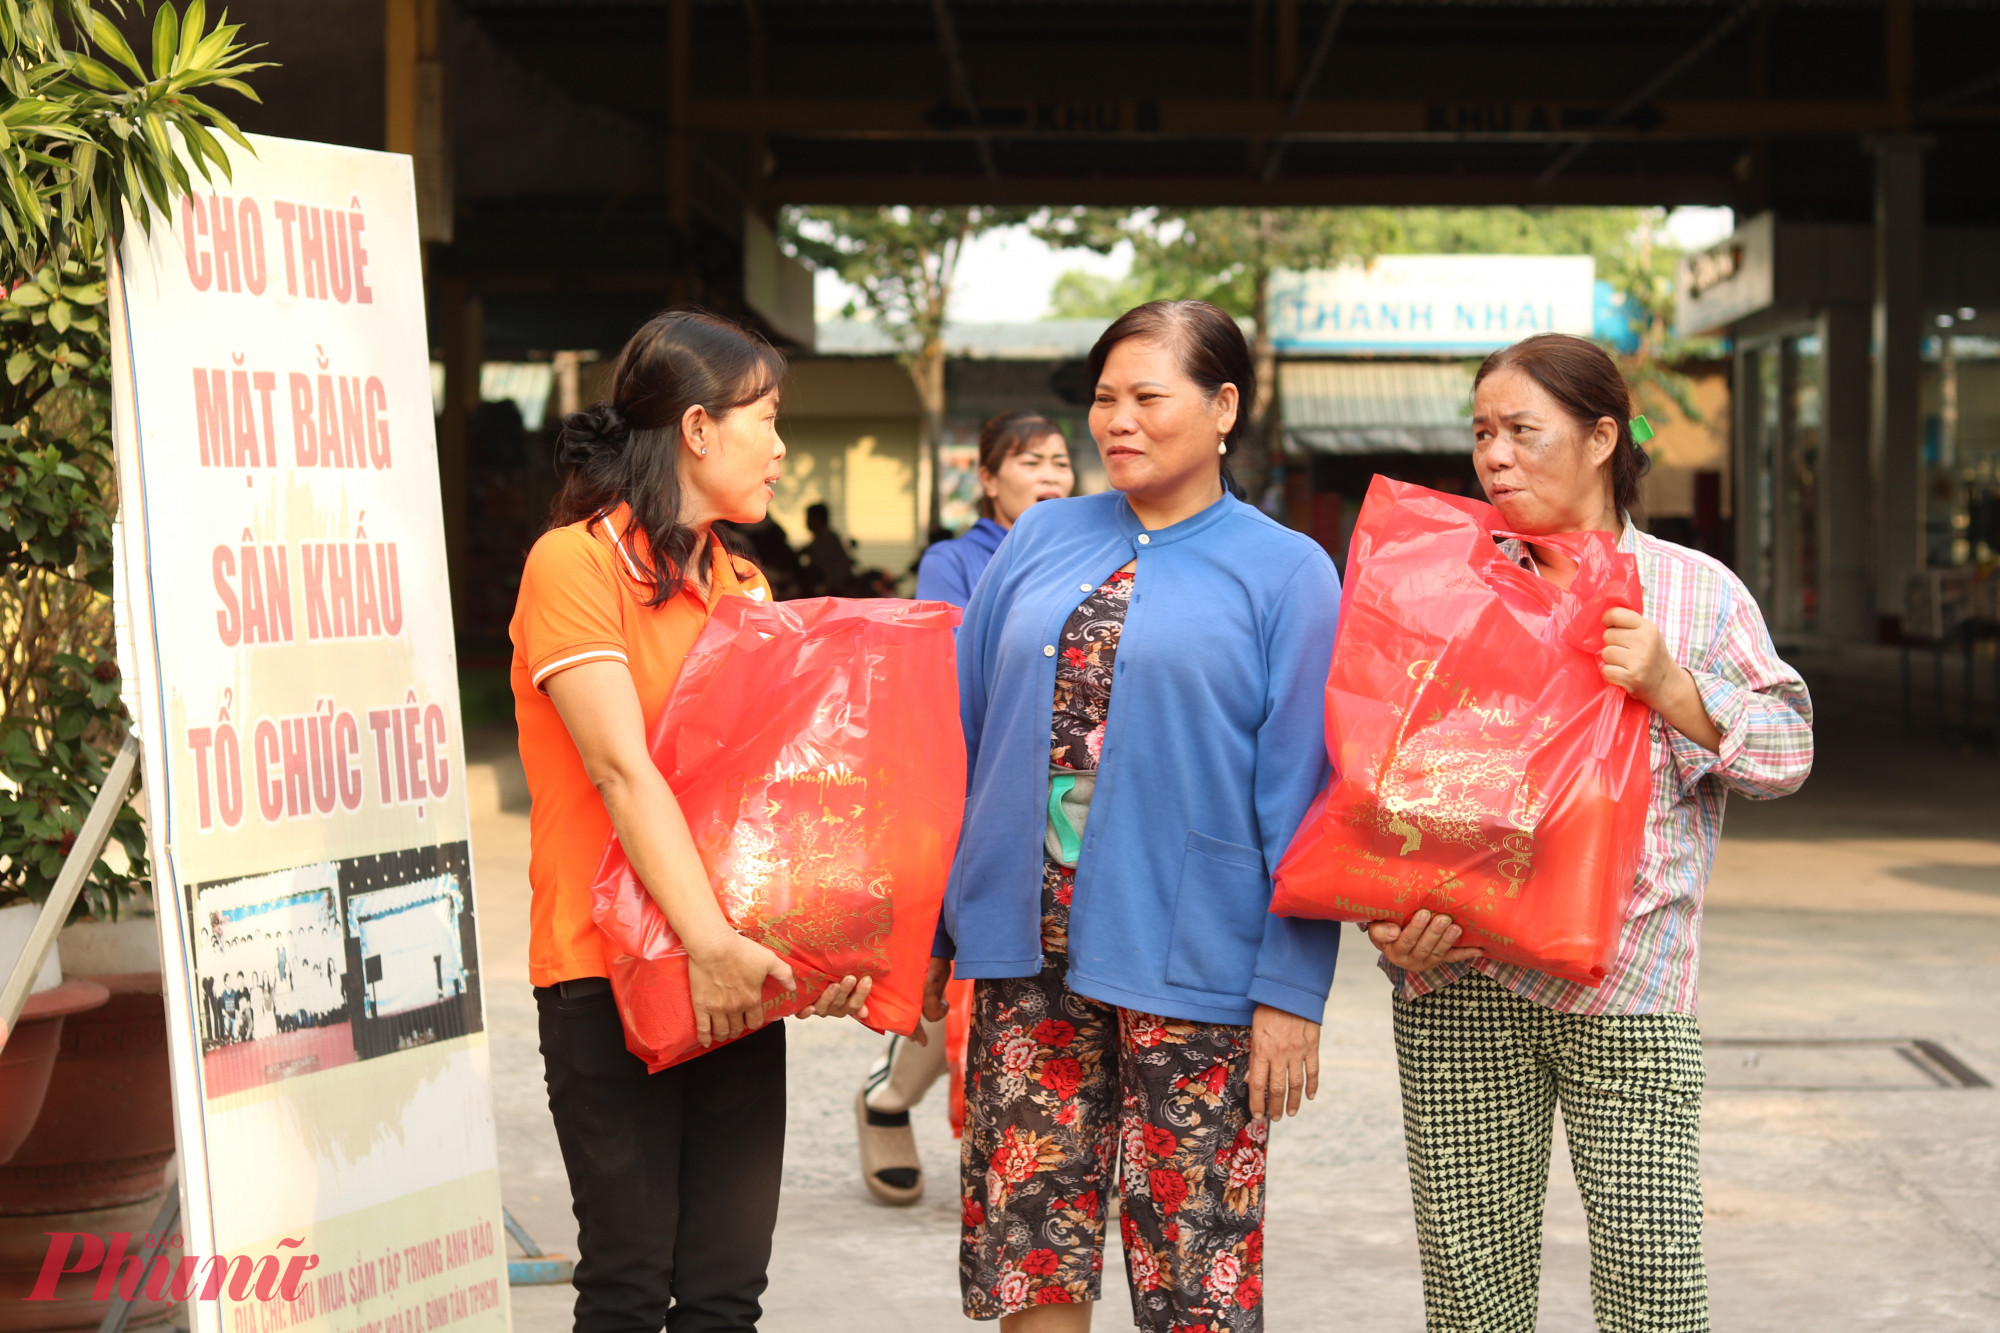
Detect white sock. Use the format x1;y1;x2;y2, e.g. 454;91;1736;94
863;1017;949;1113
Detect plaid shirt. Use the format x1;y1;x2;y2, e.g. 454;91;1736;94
1384;523;1814;1016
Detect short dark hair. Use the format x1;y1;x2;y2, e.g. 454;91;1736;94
1473;333;1650;517
974;411;1065;519
551;309;784;605
1085;299;1252;497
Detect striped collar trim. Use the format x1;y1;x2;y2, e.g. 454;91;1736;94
594;509;649;584
593;505;758;605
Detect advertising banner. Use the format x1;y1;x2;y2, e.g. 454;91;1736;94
109;134;508;1333
1267;254;1597;354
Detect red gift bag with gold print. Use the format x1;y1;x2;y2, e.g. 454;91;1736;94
943;977;974;1136
592;596;965;1071
1271;477;1651;987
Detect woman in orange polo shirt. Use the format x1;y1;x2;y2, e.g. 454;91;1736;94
510;310;868;1333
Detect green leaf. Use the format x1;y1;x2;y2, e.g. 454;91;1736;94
66;53;125;92
153;2;180;78
179;0;207;65
5;350;33;383
140;110;173;166
85;9;148;81
47;299;70;332
7;282;47;306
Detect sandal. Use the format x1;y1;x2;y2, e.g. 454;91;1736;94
855;1088;924;1206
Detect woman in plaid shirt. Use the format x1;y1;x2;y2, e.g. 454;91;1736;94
1367;334;1813;1333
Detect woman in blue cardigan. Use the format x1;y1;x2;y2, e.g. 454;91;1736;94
925;301;1343;1333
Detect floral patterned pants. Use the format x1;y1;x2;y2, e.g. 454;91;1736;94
959;936;1268;1329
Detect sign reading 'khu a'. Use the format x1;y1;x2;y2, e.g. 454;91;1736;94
1267;255;1597;354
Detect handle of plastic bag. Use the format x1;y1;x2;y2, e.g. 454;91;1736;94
1486;528;1639;655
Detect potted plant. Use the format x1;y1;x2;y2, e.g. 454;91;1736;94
0;4;266;1325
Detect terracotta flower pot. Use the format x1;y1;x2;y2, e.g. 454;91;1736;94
0;966;176;1333
0;974;175;1214
0;981;110;1167
0;1193;184;1332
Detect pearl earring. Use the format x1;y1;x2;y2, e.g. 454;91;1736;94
1218;438;1228;455
699;446;708;457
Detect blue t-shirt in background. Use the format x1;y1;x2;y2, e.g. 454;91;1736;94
915;517;1008;607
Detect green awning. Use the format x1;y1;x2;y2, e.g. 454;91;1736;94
1279;360;1476;455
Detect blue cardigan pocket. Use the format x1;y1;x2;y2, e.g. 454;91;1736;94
1165;831;1269;997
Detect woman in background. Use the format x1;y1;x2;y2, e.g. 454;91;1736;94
856;410;1075;1206
916;411;1077;605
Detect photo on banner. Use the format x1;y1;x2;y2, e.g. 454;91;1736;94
110;133;508;1333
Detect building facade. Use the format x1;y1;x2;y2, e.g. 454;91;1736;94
1678;210;2000;640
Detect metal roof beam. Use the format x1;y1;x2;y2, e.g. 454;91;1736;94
1263;0;1356;183
929;0;999;179
1536;0;1774;186
759;172;1741;209
688;96;1897;139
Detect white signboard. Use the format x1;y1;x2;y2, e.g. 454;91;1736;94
110;134;508;1333
1267;254;1596;353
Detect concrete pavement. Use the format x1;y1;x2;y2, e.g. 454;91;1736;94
473;643;2000;1331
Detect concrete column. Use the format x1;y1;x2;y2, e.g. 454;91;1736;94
385;0;450;244
437;277;483;630
1732;343;1767;607
1818;304;1874;639
1866;134;1929;630
668;0;693;307
1770;341;1800;633
1274;0;1298;93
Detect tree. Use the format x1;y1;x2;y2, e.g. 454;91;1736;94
783;205;1030;533
0;0;267;918
2;0;267;276
1034;207;1397;503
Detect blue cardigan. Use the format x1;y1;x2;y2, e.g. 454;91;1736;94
934;490;1345;1025
915;517;1008;607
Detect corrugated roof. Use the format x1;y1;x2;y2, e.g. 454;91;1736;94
1279;360;1476;455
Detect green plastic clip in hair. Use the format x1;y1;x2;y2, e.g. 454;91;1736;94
1629;414;1655;446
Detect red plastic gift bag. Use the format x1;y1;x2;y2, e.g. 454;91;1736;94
1272;477;1652;986
592;596;966;1071
943;977;974;1137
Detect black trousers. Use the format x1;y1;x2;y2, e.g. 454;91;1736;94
537;981;787;1333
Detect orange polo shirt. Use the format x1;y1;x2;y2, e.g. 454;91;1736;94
509;506;770;987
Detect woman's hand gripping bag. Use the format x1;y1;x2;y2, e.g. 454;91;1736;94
1272;477;1652;986
592;596;967;1071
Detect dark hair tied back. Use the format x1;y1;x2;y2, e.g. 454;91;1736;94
1473;333;1649;517
554;401;630;472
1085;299;1251;499
548;309;785;606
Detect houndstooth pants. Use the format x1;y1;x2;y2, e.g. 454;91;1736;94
1392;973;1709;1333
